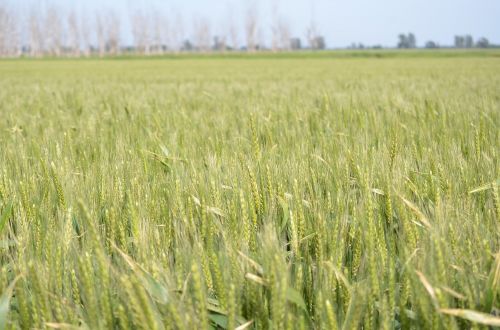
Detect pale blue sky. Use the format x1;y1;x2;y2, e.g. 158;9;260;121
10;0;500;48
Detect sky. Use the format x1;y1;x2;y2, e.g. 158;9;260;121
10;0;500;48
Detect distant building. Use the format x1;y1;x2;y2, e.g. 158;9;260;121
290;38;301;50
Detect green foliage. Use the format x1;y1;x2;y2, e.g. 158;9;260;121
0;55;498;329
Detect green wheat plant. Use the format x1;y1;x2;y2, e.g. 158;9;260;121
0;52;499;329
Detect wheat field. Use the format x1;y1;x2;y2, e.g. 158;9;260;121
0;53;499;329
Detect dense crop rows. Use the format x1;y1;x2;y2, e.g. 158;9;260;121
0;55;499;329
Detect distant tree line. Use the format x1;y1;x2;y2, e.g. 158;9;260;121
0;2;496;58
0;3;326;58
397;33;493;49
398;33;417;49
343;32;495;50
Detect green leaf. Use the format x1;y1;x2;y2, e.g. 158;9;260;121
112;244;169;304
341;285;368;330
485;253;500;312
0;278;18;330
0;204;12;236
286;287;307;312
207;298;248;326
277;196;290;234
141;271;169;305
209;313;228;329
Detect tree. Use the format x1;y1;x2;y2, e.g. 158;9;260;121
105;11;121;55
28;9;44;57
67;10;80;57
269;1;290;51
131;10;151;55
80;12;91;56
222;4;239;51
454;35;465;48
0;7;8;56
228;19;239;51
45;6;63;57
270;1;279;52
151;11;168;54
408;33;416;48
213;36;226;51
182;39;193;51
398;34;408;48
194;17;211;52
278;20;291;51
465;35;473;48
476;37;489;48
0;6;19;57
290;38;301;50
96;13;106;57
305;20;325;50
312;36;325;50
169;12;185;53
398;33;416;48
425;41;438;49
245;4;258;52
306;21;318;49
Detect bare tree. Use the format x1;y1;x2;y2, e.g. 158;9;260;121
131;10;151;55
270;1;279;52
151;11;168;54
11;13;21;57
80;12;91;56
257;27;265;51
193;17;211;52
96;13;106;57
228;20;239;51
28;10;44;57
0;7;7;56
306;1;320;50
171;12;185;53
0;6;17;57
270;1;290;51
224;5;239;51
67;10;80;57
105;11;121;55
271;0;290;52
306;20;318;49
214;15;229;52
45;6;63;57
245;4;258;52
278;19;290;51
